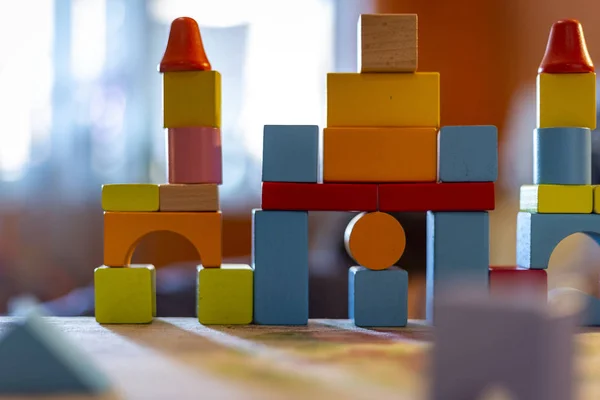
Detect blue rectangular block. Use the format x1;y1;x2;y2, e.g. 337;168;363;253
252;209;309;325
534;127;591;185
262;125;319;183
349;266;408;327
438;125;498;182
426;212;490;322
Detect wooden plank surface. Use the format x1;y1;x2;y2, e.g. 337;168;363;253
0;317;599;399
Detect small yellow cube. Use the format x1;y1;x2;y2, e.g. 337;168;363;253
520;184;593;214
163;71;221;128
95;265;156;324
197;264;253;325
101;184;159;212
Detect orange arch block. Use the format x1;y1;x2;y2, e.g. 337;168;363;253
344;212;406;271
104;212;222;267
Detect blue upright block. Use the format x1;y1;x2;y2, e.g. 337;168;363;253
348;266;408;327
426;212;490;322
534;127;591;185
438;125;498;182
252;209;309;325
262;125;319;183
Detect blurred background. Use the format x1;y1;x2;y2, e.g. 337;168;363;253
1;0;600;319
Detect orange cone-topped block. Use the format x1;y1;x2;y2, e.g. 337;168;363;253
538;19;594;74
160;17;211;72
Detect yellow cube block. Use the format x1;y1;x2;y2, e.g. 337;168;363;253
537;72;596;129
520;184;593;214
327;72;439;127
593;187;600;213
197;264;253;325
163;71;221;128
102;184;159;212
94;265;156;324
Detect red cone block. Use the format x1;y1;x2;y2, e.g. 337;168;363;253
160;17;211;72
538;19;594;74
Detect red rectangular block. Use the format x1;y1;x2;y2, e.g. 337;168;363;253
262;182;378;211
489;267;547;303
378;182;495;212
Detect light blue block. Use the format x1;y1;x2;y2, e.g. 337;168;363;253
262;125;319;183
534;127;591;185
426;212;490;322
0;310;110;394
252;209;309;325
550;288;600;327
517;211;600;269
348;266;408;327
438;125;498;182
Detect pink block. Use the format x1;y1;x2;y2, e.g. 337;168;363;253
167;127;222;184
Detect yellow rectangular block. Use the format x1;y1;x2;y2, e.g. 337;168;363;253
593;186;600;213
159;184;219;211
358;14;417;72
323;127;436;182
327;72;439;127
537;72;596;129
102;184;159;212
197;264;253;325
94;265;156;324
163;71;221;128
520;184;593;214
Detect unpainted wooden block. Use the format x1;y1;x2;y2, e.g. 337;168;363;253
197;264;253;325
348;266;408;327
159;184;219;211
520;184;593;213
358;14;417;72
262;125;319;183
94;265;156;324
534;127;591;185
101;184;159;212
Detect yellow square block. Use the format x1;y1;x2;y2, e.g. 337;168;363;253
520;184;593;213
327;72;439;127
102;184;159;212
163;71;221;128
197;264;253;325
537;73;596;129
593;187;600;213
323;127;437;182
94;265;156;324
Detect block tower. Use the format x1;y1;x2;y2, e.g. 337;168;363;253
257;14;498;326
95;17;253;325
516;19;600;324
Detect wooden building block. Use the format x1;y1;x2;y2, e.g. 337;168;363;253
517;212;600;269
104;212;222;267
163;70;221;128
94;265;156;324
252;210;308;325
327;72;439;127
159;184;219;211
426;212;489;322
594;186;600;213
101;184;159;212
322;127;436;182
0;310;110;394
197;264;253;325
344;212;406;271
537;72;596;129
262;125;319;183
555;288;600;326
167;127;222;184
261;182;378;211
520;184;593;213
489;267;548;302
348;266;408;327
534;127;591;185
378;182;495;212
358;14;417;72
438;125;498;182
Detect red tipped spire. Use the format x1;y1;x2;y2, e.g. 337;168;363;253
538;19;594;74
159;17;211;73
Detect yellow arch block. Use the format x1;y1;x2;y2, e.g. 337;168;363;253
537;73;596;129
102;184;159;212
520;184;593;213
163;71;221;128
104;211;222;267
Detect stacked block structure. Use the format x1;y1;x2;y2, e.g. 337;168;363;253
257;14;498;326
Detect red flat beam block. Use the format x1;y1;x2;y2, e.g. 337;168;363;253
262;182;378;211
489;267;548;303
378;182;495;212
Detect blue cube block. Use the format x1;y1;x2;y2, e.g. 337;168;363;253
438;125;498;182
348;266;408;327
534;127;591;185
262;125;319;183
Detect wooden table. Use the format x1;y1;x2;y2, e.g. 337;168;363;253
2;317;600;400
